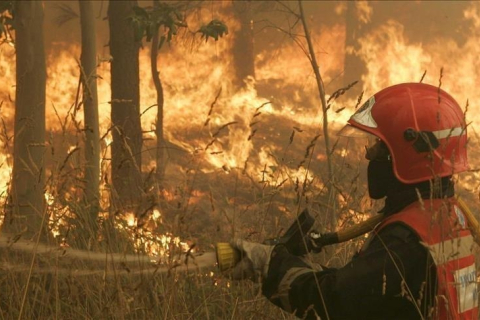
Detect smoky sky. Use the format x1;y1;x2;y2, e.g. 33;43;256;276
43;1;471;53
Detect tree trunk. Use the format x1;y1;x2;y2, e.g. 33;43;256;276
151;0;165;184
79;0;100;244
344;1;366;98
108;1;143;211
232;0;255;89
6;1;47;239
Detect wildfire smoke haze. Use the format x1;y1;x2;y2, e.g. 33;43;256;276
0;2;480;316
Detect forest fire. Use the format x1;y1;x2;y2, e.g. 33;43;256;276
1;1;480;253
1;1;480;319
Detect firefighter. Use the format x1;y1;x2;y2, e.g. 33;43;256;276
231;83;478;319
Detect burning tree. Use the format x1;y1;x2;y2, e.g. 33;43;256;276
131;1;227;184
344;1;368;98
232;0;255;89
79;0;100;244
4;1;47;240
131;1;189;184
108;0;143;213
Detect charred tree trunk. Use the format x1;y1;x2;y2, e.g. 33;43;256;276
79;0;100;243
108;1;143;211
6;1;47;239
151;0;165;184
344;1;366;98
232;0;255;89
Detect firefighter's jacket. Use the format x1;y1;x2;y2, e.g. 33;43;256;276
262;197;478;319
377;198;478;319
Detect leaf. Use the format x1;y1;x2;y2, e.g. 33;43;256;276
172;24;178;35
0;1;13;14
174;11;183;21
175;21;187;28
134;24;145;42
132;6;149;19
146;23;154;42
198;19;228;42
130;3;186;43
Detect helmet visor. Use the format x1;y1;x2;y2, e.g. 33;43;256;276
337;124;372;138
337;125;390;161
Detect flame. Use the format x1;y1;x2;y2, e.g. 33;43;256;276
152;209;162;221
357;20;430;94
356;1;373;24
125;212;136;227
356;3;480;122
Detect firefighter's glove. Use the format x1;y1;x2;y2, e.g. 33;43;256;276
229;239;275;282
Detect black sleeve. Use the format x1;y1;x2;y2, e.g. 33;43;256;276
262;223;435;320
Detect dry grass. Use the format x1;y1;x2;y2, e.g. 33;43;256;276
0;252;294;319
1;79;480;319
0;91;371;319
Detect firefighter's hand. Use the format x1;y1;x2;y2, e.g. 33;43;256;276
228;239;275;282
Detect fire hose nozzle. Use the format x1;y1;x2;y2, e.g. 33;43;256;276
215;209;316;271
215;242;241;272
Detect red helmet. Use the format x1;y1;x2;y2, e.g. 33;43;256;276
347;83;468;184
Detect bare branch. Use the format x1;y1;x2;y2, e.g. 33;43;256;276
52;3;79;27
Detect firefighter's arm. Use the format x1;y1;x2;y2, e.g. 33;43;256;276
261;224;431;319
227;239;275;281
